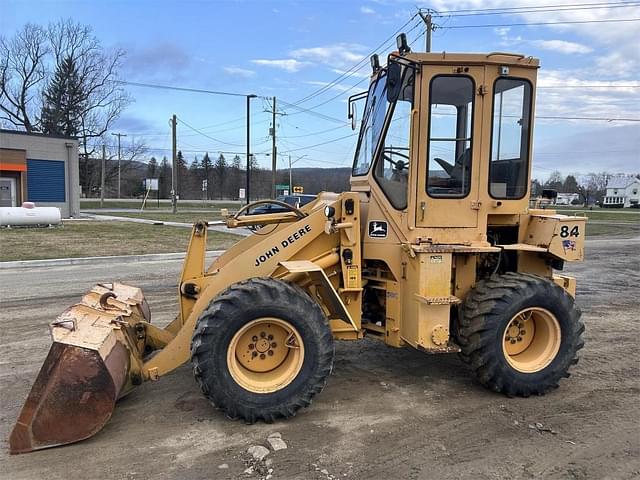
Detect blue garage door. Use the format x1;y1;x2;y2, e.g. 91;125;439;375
27;159;66;202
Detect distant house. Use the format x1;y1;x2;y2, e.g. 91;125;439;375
555;192;580;206
603;176;640;208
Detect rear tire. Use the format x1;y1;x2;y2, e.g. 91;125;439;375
191;278;334;423
458;272;584;396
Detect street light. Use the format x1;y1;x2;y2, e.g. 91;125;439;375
246;94;257;204
111;132;127;198
265;153;307;195
289;154;307;193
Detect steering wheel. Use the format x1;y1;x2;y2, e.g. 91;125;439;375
382;147;410;171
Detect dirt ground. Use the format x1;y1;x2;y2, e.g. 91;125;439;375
1;235;639;479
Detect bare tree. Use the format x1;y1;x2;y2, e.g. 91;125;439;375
577;172;612;205
1;19;130;156
46;20;131;157
0;24;49;131
80;135;147;196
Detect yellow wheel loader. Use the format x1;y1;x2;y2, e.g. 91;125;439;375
10;35;587;454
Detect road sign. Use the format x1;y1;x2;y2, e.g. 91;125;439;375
202;179;208;192
143;178;158;191
239;188;246;199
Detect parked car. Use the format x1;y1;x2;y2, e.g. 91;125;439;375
248;194;316;215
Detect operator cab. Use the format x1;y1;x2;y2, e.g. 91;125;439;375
349;34;538;241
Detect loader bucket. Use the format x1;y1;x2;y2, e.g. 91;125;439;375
9;283;150;454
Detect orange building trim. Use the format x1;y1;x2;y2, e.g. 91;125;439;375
0;163;27;172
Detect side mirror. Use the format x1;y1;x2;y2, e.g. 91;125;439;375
347;91;367;131
387;62;402;103
349;103;357;130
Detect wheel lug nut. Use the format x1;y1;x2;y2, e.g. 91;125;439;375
252;351;257;358
267;334;274;340
510;339;516;344
271;342;277;348
517;337;522;342
260;353;266;359
248;344;254;350
252;336;258;342
520;330;526;335
260;332;266;338
268;350;274;356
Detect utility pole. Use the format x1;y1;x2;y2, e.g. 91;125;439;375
100;144;106;208
418;9;434;52
111;132;127;198
171;114;177;213
288;154;292;194
271;96;277;198
246;94;257;205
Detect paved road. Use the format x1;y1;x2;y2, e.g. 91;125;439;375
1;237;639;479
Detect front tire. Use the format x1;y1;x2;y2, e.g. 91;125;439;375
190;278;334;423
458;272;584;397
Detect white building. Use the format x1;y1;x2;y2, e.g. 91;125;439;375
555;192;580;206
603;176;640;208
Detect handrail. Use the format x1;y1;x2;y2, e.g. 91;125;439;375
233;199;307;220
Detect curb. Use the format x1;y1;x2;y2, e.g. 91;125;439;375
0;250;225;270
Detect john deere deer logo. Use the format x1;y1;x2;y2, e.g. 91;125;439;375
368;221;388;238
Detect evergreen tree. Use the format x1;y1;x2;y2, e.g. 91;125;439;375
158;156;171;198
214;153;227;199
544;170;564;192
531;179;543;198
563;175;579;193
202;152;213;199
190;155;204;199
176;150;188;197
228;155;242;199
147;157;158;178
40;55;85;136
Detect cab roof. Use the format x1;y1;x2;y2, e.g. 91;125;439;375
402;51;540;69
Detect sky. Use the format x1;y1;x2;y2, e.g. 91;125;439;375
2;0;639;181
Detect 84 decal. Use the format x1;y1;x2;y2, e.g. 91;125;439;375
560;225;580;238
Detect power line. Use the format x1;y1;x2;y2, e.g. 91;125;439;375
116;80;256;98
440;17;640;29
279;133;358;154
538;84;640;88
283;26;426;118
280;124;347;138
176;116;247;147
537;115;640;121
278;99;349;125
290;14;420;106
432;1;638;15
433;2;640;18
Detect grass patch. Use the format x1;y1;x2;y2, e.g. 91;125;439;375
553;207;640;223
0;221;242;261
586;222;640;237
81;199;242;210
93;212;226;223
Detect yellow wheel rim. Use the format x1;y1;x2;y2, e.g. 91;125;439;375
502;307;561;373
227;317;305;394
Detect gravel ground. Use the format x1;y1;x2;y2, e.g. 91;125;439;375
1;235;638;479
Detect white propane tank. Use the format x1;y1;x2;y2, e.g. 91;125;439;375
0;202;62;227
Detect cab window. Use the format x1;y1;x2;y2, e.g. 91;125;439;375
489;78;532;199
427;75;474;198
373;67;414;209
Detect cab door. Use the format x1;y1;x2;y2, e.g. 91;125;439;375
415;66;485;228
